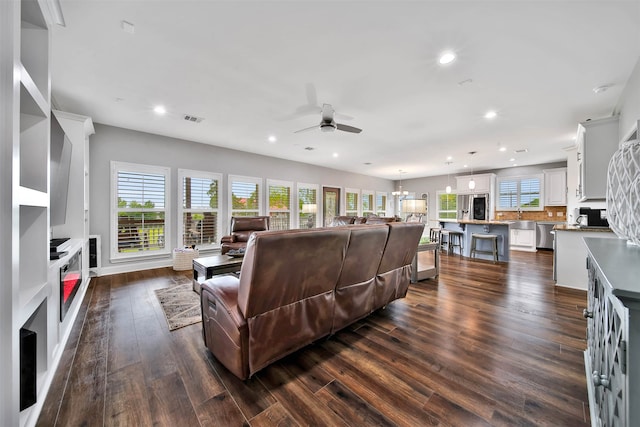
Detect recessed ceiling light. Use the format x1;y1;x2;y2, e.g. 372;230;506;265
446;156;453;161
153;105;166;115
513;164;518;167
463;164;468;168
267;135;277;143
332;153;339;158
498;146;507;152
509;158;516;162
484;110;497;119
439;51;456;65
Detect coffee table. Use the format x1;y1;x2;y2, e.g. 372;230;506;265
192;254;243;294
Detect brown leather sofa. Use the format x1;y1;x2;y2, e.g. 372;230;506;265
220;216;270;255
201;222;424;380
330;215;398;226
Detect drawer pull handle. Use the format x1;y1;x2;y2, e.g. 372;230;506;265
592;371;609;388
583;309;593;319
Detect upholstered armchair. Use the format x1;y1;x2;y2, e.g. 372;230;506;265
220;216;270;255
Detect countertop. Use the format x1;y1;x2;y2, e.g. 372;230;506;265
584;237;640;301
553;224;612;232
439;219;512;226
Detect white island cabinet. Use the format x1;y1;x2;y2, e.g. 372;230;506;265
553;225;615;290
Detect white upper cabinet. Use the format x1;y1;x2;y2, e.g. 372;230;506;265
575;117;619;201
544;168;567;206
455;173;495;195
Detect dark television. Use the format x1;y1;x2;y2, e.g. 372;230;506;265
50;113;72;226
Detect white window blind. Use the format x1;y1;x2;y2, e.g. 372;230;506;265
229;175;262;219
362;191;375;217
497;175;542;210
298;183;318;229
345;188;359;217
178;170;221;249
111;162;170;259
376;192;388;216
267;179;292;230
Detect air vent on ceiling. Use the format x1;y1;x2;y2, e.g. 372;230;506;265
304;146;315;151
183;114;204;123
514;148;528;153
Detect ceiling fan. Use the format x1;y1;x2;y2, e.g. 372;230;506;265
294;104;362;134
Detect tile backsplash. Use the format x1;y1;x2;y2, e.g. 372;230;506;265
495;206;566;221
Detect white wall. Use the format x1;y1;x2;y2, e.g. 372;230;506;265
614;56;640;141
89;124;394;274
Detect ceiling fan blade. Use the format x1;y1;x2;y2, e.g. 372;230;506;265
336;123;362;134
294;124;319;134
321;104;335;122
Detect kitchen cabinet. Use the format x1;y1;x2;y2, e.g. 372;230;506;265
544;168;567;206
554;226;615;289
510;229;536;252
575;117;619;201
584;237;640;427
455;173;496;195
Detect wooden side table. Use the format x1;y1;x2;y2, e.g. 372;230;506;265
411;241;439;283
192;255;243;294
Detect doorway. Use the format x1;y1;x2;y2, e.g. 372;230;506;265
322;186;340;227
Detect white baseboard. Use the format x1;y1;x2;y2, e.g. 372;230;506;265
99;258;173;277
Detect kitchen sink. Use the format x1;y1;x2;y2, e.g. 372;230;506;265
507;220;536;230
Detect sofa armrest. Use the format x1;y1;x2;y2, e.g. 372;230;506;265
221;235;236;244
202;275;246;328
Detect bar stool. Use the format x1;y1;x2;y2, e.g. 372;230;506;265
447;231;463;255
429;228;441;244
470;233;499;262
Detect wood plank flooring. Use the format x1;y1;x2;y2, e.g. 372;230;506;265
36;250;590;426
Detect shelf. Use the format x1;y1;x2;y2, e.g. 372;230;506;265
18;281;49;327
19;205;48;304
20;65;49;118
19;109;48;193
16;186;48;207
20;0;49;100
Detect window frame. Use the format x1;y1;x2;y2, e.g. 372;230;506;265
110;161;171;261
266;179;293;230
497;174;544;211
376;191;389;217
297;182;319;229
345;187;360;217
361;190;375;217
228;175;263;221
437;190;458;220
177;169;222;251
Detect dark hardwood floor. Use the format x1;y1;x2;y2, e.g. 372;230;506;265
36;249;590;426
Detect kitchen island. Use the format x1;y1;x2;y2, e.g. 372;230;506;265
553;224;615;289
439;219;510;262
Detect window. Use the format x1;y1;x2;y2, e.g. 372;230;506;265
362;190;375;217
267;179;293;230
111;161;170;260
228;175;262;219
298;183;318;229
345;188;360;217
437;191;457;219
178;169;222;250
497;175;543;210
376;192;388;216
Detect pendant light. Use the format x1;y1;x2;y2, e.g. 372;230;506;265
445;161;452;194
391;170;409;197
468;151;477;190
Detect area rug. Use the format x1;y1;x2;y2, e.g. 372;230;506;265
154;280;202;331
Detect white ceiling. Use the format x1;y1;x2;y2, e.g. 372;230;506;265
51;1;640;180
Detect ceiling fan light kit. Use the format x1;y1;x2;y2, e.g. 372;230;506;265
294;104;362;134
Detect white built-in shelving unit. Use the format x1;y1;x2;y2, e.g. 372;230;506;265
1;1;92;426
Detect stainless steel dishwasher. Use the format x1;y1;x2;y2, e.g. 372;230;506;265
536;222;555;250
